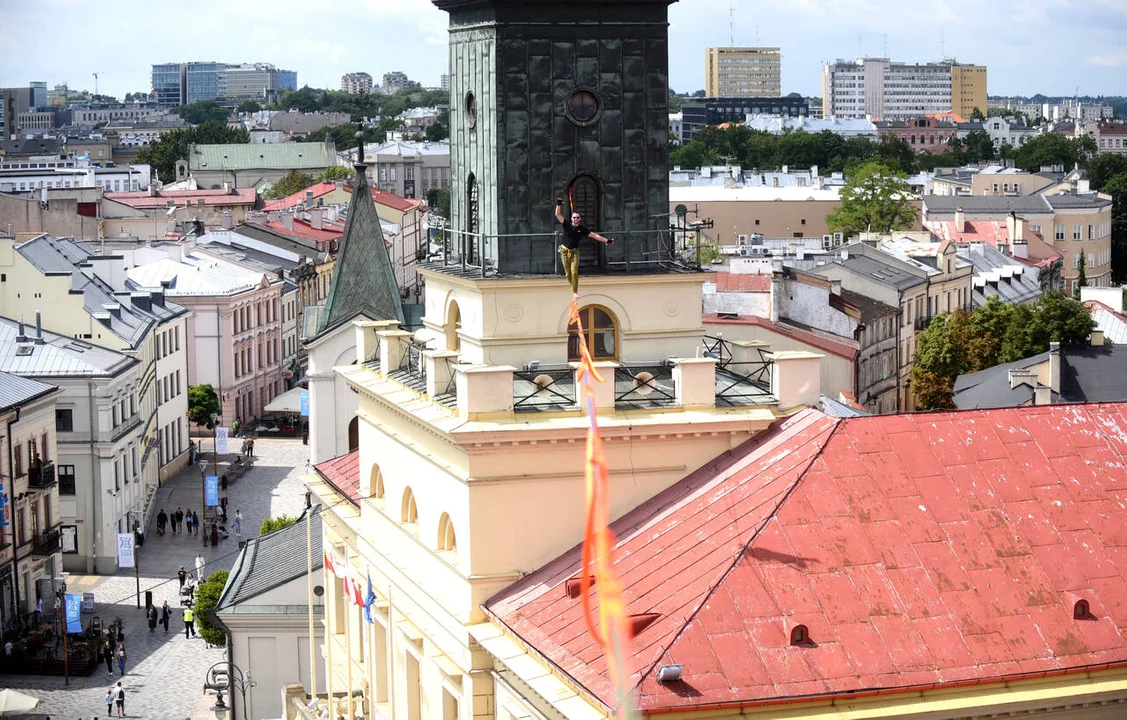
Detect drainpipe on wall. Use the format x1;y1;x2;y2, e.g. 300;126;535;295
87;380;98;574
5;407;20;624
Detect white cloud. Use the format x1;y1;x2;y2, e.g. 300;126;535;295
1086;52;1127;67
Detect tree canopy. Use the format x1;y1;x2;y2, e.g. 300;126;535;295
260;514;298;535
1087;153;1127;191
317;166;353;182
237;100;262;114
825;160;919;237
187;384;221;429
274;85;448;120
1103;171;1127;282
263;170;317;200
134;122;249;183
174;101;232;125
913;293;1096;409
194;569;230;647
1012;133;1094;172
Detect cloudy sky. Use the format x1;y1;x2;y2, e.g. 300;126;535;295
2;0;1125;100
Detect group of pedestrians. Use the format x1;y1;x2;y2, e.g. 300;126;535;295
156;508;200;536
145;601;172;633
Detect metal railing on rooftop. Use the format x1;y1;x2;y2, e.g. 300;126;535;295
614;364;677;408
513;367;577;411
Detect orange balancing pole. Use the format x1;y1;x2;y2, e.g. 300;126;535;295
569;298;636;720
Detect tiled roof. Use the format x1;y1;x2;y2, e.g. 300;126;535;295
0;370;57;412
713;272;772;292
251;219;342;244
487;405;1127;713
217;507;322;610
189;142;339;172
261;181;338;211
314;450;359;506
105;188;257;209
1085;301;1127;345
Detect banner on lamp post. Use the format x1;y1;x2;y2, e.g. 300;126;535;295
205;476;219;507
216;427;230;455
300;391;310;417
65;593;83;633
117;533;135;568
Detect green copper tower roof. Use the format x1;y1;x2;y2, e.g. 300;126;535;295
316;161;405;337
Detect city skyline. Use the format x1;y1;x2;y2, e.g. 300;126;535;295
1;0;1125;101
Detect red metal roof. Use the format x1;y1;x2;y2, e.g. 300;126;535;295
248;218;342;243
714;272;772;293
261;181;425;214
486;404;1127;714
106;188;257;208
314;450;359;506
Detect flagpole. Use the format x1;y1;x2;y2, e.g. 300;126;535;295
345;547;355;720
307;508;317;702
325;545;335;718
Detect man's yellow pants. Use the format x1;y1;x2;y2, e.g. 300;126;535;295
559;245;580;294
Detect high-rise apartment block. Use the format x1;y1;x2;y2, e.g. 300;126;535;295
341;72;374;94
705;46;782;97
440;73;450;91
822;58;987;121
150;62;297;107
381;71;410;94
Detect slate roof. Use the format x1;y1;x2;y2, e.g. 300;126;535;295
0;370;57;412
923;195;1053;215
838;289;899;323
315;163;404;337
957;243;1043;307
951;351;1050;409
216;507;322;610
1059;346;1127;403
1044;193;1112;210
16;235;188;350
0;315;136;377
189;141;338;172
821;251;926;292
0;138;62;156
487;404;1127;714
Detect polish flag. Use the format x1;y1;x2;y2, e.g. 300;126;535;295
323;548;339;577
349;577;366;607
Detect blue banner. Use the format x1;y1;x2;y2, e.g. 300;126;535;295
65;593;82;633
300;391;310;417
205;476;219;507
0;477;8;527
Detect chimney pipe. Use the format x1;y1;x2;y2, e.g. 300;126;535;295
280;213;294;232
35;311;44;344
955;207;966;233
221;211;233;230
310;208;323;230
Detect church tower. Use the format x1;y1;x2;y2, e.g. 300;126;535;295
435;0;676;275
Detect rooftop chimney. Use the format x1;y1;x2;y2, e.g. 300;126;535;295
1091;329;1106;347
1049;341;1061;394
1012;240;1029;259
955;207;966;233
35;311;45;345
280;213;294;232
16;317;30;343
221;211;233;230
310;208;323;230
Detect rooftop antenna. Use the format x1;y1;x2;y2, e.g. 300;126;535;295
939;30;946;60
882;34;889;59
857;33;863;59
729;0;734;46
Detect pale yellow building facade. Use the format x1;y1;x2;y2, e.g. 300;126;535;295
705;47;782;98
950;63;988;119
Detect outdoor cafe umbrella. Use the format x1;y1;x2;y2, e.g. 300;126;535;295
0;689;39;715
263;386;306;414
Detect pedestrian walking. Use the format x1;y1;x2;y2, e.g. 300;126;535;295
175;508;184;534
102;638;114;675
189;438;197;464
147;604;157;632
115;681;126;717
233;418;240;437
183;606;196;637
116;643;127;674
34;597;42;628
106;687;114;716
195;552;206;582
248;438;255;457
178;565;187;589
161;600;171;633
193;511;200;536
210;519;219;547
234;510;242;538
239;437;247;457
157;508;168;536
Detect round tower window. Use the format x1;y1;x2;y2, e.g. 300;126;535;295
566;89;601;126
465;92;477;130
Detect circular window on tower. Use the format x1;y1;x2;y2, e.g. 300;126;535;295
465;91;477;130
565;88;602;126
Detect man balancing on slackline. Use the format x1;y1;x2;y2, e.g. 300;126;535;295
555;196;614;295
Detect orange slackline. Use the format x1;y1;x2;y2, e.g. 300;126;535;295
569;297;636;719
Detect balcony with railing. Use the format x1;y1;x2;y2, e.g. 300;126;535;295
27;460;56;489
31;528;62;556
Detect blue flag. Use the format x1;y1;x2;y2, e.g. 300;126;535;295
363;574;376;625
65;593;82;633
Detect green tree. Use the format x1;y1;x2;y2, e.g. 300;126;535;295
263;170;317;200
1104;172;1127;282
1086;153;1127;191
1033;291;1096;346
426;188;450;219
317;165;353;182
194;569;230;647
1013;133;1081;171
237;100;262;114
188;385;221;429
970;107;985;121
260;514;298;535
826;161;919;238
1075;250;1087;297
174;101;232;125
962;130;996;163
134;121;249;182
425;108;450;141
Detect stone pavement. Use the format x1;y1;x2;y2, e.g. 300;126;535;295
0;437;313;719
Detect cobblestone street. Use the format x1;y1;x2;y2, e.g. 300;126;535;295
1;437;312;719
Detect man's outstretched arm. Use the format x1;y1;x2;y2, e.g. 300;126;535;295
555;196;565;224
589;230;614;245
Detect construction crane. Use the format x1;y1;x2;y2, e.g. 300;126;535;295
92;72;104;96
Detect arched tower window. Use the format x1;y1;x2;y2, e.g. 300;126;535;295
568;174;601;231
445;301;461;353
368;464;384;499
465;173;479;265
437;513;457;552
401;487;418;525
568;305;618;362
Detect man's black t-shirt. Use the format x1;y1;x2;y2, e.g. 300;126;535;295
560;217;591;250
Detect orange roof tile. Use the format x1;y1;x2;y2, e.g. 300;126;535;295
488;404;1127;714
106;188;257;208
314;450;359;506
714;272;772;292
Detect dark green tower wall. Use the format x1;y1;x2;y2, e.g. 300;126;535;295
436;0;676;275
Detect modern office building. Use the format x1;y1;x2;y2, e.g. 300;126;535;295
705;46;782;97
340;72;374;94
151;62;297;107
0;90;16;140
680;95;809;141
822;58;987;121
